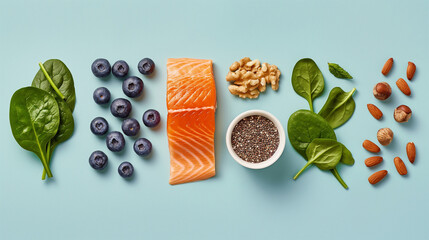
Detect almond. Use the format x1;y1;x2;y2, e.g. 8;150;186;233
396;78;411;96
367;104;383;120
407;62;416;80
362;140;381;153
368;170;388;185
394;157;407;175
406;142;416;163
365;156;383;167
382;58;393;76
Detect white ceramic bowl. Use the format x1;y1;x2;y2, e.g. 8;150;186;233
226;110;286;169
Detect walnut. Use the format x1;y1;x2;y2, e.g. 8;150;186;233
226;57;281;99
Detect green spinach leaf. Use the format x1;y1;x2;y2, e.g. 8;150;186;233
291;58;324;112
318;87;356;129
287;109;349;189
9;87;60;178
32;59;76;112
294;139;342;180
50;100;74;152
42;100;74;179
308;139;342;170
328;63;353;79
340;143;354;165
287;109;336;159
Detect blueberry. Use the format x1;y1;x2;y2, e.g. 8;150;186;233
90;117;109;135
110;98;132;118
112;60;129;78
118;161;134;178
91;58;111;78
106;131;125;152
122;76;144;98
93;87;111;104
121;118;140;136
133;138;152;156
142;109;161;128
138;58;155;75
89;151;108;170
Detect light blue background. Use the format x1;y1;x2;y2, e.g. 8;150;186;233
1;0;428;239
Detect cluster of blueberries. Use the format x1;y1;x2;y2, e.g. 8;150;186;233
88;58;159;178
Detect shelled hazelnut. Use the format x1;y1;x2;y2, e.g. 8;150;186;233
394;105;412;123
373;82;392;100
377;128;393;146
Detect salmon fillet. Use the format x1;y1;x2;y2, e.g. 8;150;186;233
166;58;216;185
166;75;216;110
167;58;213;78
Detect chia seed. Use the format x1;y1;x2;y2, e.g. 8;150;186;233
231;115;280;163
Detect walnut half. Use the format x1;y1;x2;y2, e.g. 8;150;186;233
226;57;281;99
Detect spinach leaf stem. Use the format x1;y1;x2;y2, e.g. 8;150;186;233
331;168;348;189
42;142;51;180
39;62;66;100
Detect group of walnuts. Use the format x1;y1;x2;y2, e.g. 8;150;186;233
226;57;281;99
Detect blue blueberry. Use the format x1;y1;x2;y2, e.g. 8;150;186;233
93;87;111;104
106;131;125;152
112;60;129;78
122;76;144;98
110;98;132;118
137;58;155;75
133;138;152;156
90;117;109;135
143;109;160;128
122;118;140;136
91;58;111;78
138;58;155;75
118;162;134;178
89;151;108;170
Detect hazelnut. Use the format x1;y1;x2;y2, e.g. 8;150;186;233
373;82;392;100
394;105;412;123
377;128;394;146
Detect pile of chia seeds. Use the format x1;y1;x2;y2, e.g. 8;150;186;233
231;115;280;163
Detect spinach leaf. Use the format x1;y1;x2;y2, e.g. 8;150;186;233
291;58;324;112
287;109;349;189
293;139;342;180
340;143;354;165
328;63;353;79
9;87;60;178
287;109;336;159
308;139;342;170
42;100;74;179
318;87;356;129
50;101;74;152
32;59;76;112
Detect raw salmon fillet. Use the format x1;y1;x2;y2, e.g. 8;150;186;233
167;58;216;185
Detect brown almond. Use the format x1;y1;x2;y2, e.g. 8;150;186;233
368;170;388;185
382;58;393;75
407;62;416;80
394;157;407;175
396;78;411;96
363;140;381;153
406;142;416;163
367;104;383;120
365;156;383;167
